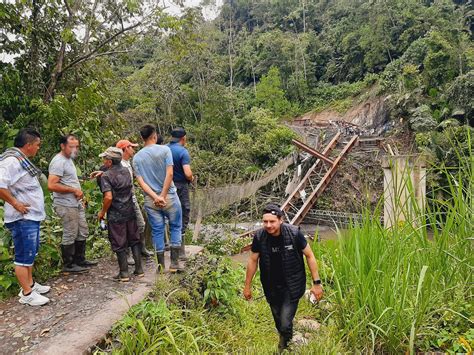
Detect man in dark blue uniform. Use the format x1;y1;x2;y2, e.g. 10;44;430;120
167;127;194;261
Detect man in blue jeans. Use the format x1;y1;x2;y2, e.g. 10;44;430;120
243;204;324;352
0;128;51;306
133;124;183;273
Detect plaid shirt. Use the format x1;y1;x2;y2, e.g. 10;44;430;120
0;148;41;177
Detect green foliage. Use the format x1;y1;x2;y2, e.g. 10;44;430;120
255;67;291;116
313;134;473;353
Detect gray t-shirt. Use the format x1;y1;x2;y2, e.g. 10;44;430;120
48;153;81;207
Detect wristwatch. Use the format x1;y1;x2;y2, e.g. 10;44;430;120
313;279;322;285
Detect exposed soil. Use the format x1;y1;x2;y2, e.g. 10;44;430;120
0;246;203;355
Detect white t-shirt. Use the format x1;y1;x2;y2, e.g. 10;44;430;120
121;159;137;203
0;157;46;223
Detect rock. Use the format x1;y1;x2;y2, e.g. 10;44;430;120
12;332;23;338
297;319;321;332
291;332;308;346
67;278;73;282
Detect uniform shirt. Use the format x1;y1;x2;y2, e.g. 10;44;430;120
167;142;191;183
133;144;176;195
99;165;135;223
48;153;81;207
251;229;307;286
0;157;46;223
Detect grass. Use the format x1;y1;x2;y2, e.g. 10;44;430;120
313;133;473;353
99;128;473;354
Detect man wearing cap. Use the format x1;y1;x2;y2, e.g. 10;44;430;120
116;139;154;259
133;124;183;273
167;127;193;261
97;147;143;281
243;204;324;352
48;134;96;273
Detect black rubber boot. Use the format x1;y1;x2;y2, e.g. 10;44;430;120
74;240;98;267
113;250;130;282
278;334;290;353
156;252;165;273
61;244;88;273
169;247;183;273
140;232;153;258
131;244;144;277
179;237;187;261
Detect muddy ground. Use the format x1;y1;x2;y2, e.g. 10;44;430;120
0;255;156;354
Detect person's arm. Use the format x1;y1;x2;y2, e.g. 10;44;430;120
136;176;166;207
48;174;83;200
302;245;324;301
0;188;29;214
160;165;173;198
243;252;260;300
181;150;193;182
183;164;193;182
98;191;112;220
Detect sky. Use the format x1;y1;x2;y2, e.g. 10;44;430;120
0;0;223;63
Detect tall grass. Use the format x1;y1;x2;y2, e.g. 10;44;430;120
315;130;473;353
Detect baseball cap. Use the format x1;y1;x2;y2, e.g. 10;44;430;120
262;204;284;217
116;139;139;150
99;147;123;160
170;127;186;139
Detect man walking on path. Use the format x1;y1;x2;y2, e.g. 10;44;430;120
97;147;143;282
0;129;51;306
167;127;194;261
48;134;97;273
116;139;154;260
243;204;324;352
133;124;183;273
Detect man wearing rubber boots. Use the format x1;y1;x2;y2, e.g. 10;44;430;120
133;125;183;273
97;147;143;282
116;139;154;260
243;204;324;352
167;127;194;261
48;134;97;273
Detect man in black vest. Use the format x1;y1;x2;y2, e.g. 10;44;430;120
243;204;324;352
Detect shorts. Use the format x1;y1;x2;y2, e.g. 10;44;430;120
5;219;40;267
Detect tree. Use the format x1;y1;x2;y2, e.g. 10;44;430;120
255;66;291;116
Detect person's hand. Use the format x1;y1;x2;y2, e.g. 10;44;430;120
74;189;84;200
243;285;252;300
153;195;166;207
13;201;30;214
90;171;103;179
98;210;106;221
310;284;324;302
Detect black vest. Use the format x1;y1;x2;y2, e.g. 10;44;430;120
256;223;306;303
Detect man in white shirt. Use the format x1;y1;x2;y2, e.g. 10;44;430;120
116;139;154;259
0;128;50;306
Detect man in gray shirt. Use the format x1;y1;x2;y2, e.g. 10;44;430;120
48;134;97;273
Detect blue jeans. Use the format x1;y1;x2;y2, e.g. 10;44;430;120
144;193;182;252
5;219;41;266
268;286;299;345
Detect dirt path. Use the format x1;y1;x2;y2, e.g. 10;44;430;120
0;246;203;355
